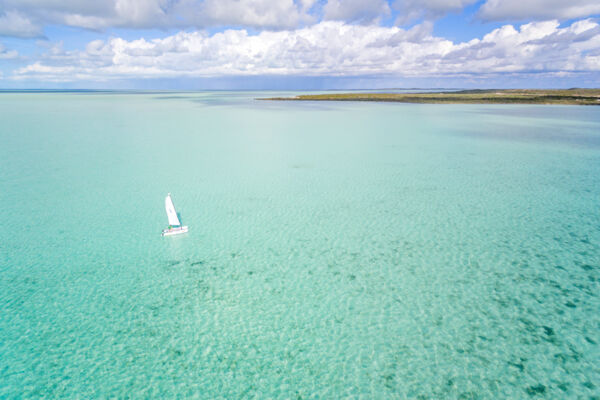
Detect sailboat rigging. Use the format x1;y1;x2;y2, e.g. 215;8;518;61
162;193;189;236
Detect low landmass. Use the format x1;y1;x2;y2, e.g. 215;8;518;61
260;89;600;105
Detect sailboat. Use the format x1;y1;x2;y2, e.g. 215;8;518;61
162;193;189;236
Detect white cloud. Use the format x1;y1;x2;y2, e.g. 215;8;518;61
323;0;391;23
394;0;478;25
189;0;309;29
439;20;600;73
113;0;170;27
0;42;18;58
10;19;600;82
0;10;42;37
299;0;318;12
478;0;600;21
0;0;319;36
3;0;597;41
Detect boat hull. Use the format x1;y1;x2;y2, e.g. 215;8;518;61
162;226;189;236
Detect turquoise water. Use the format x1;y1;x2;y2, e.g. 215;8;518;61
0;92;599;398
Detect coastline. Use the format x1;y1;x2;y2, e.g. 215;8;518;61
259;89;600;105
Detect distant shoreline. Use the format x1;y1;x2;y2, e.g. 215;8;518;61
259;89;600;105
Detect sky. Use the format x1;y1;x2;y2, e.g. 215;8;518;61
0;0;599;89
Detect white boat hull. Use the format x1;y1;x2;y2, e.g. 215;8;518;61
162;226;189;236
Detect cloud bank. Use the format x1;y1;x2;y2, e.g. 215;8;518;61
478;0;600;21
0;0;316;36
2;0;597;38
1;0;599;85
12;19;600;82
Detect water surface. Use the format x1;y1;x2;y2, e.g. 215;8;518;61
1;92;599;398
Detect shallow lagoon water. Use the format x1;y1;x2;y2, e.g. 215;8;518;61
0;92;599;398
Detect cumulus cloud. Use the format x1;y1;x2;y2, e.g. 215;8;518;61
186;0;310;30
0;10;42;37
323;0;391;24
440;19;600;74
2;0;599;41
299;0;318;12
0;0;316;36
478;0;600;21
10;19;600;82
0;42;18;58
394;0;478;25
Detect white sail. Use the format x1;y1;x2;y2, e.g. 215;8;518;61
165;194;181;226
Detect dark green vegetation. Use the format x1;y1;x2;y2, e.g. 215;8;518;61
261;89;600;105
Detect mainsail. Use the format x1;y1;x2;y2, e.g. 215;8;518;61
165;194;181;226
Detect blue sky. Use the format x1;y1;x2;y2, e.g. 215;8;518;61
0;0;599;89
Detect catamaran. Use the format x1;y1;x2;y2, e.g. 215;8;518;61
162;193;189;236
